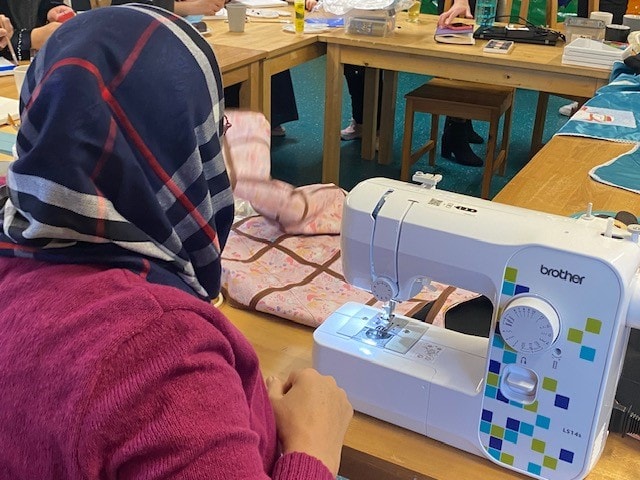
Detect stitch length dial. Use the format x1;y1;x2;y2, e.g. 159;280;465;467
500;296;560;354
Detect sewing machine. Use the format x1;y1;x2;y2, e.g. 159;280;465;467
313;176;640;480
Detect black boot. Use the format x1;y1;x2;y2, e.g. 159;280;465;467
441;120;483;167
466;120;484;144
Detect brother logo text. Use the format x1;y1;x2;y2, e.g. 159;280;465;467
540;264;585;284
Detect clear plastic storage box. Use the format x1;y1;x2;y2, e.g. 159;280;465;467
564;17;606;43
344;6;397;36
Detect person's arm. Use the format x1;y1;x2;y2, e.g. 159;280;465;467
110;0;226;15
438;0;473;25
173;0;226;16
111;0;176;11
76;306;349;479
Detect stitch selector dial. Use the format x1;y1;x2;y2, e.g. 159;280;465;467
499;296;560;354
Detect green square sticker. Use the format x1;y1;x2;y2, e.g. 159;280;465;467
487;372;499;387
531;438;546;453
504;267;518;283
585;318;602;335
567;328;583;343
543;456;558;470
500;453;514;465
491;425;505;439
542;377;557;392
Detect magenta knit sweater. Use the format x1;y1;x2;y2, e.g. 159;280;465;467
0;257;333;480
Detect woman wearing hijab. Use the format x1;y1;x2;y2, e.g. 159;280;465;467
0;4;352;479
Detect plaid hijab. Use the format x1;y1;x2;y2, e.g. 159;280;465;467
0;4;234;300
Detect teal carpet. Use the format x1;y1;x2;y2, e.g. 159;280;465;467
270;56;572;199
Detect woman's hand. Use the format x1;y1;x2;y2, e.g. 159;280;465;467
174;0;226;16
437;0;472;26
306;0;318;11
47;5;75;23
267;368;353;477
31;22;62;51
0;15;14;50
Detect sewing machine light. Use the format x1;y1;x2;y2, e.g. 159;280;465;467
499;295;560;354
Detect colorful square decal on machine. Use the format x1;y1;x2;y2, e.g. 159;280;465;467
566;318;602;362
502;267;530;297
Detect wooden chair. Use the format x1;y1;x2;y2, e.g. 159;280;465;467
400;79;513;199
399;0;517;199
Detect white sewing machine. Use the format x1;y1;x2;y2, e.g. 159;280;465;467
313;176;640;480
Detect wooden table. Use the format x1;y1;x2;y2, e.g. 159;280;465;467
206;16;326;122
318;13;612;185
221;302;639;480
212;43;267;111
493;135;637;215
221;132;640;479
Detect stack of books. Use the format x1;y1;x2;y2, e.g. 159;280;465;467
562;38;630;69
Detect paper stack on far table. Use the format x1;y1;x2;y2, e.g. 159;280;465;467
562;38;631;70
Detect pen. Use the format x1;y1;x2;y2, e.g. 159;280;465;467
0;17;18;66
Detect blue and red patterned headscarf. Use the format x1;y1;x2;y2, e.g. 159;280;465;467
0;4;234;300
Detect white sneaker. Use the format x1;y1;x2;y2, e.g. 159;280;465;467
559;101;579;117
340;119;362;140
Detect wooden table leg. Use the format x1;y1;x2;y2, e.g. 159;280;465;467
322;44;345;185
378;70;398;165
362;68;380;161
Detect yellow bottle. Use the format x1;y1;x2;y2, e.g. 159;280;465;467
294;0;305;34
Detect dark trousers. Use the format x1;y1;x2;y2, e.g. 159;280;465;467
344;64;383;125
224;70;299;127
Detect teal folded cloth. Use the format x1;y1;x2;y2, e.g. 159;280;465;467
0;130;16;156
556;62;640;194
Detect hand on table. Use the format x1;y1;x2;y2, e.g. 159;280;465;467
306;0;318;11
437;0;473;26
0;15;14;50
267;368;353;477
175;0;226;16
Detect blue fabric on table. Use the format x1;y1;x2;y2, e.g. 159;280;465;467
555;61;640;195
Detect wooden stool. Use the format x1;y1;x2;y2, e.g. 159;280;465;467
400;78;514;199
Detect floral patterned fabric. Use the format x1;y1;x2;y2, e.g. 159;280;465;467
221;215;479;328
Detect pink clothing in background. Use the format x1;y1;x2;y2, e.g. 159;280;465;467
0;257;332;480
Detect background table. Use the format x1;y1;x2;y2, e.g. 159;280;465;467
205;17;325;123
318;13;611;185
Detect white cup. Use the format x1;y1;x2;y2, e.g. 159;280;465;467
13;65;29;94
226;3;247;32
590;11;614;25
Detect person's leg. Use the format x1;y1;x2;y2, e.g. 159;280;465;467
224;83;241;109
270;70;299;137
340;65;365;140
441;118;483;167
341;65;383;141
